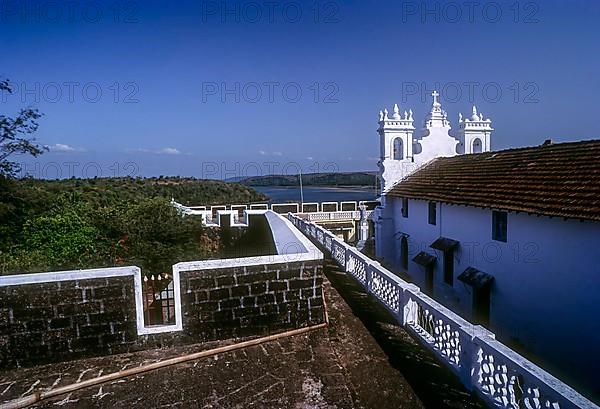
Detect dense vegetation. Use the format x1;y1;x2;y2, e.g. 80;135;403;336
237;172;378;187
0;176;267;275
1;76;268;276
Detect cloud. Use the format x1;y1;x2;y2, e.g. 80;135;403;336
306;156;314;160
50;143;85;152
157;147;181;155
129;147;183;155
259;150;284;157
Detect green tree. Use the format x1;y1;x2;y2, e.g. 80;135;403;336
118;198;207;275
22;208;99;269
1;78;46;177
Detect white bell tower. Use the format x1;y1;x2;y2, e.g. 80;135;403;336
377;103;416;193
376;92;495;195
457;106;494;154
413;90;458;164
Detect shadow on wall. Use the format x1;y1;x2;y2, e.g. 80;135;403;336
220;214;277;259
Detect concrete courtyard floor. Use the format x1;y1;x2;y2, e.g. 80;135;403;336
0;258;485;408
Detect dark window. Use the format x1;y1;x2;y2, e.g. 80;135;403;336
443;251;454;286
492;211;508;242
428;202;436;225
393;138;404;160
400;236;408;270
401;198;409;218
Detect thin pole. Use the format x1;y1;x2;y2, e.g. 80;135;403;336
299;167;304;206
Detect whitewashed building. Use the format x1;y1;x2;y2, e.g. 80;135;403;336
373;94;600;398
377;90;493;194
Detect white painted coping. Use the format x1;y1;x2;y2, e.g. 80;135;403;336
301;202;320;212
271;203;300;213
175;210;322;273
249;203;269;210
320;201;339;212
0;266;175;336
0;212;322;338
340;201;358;211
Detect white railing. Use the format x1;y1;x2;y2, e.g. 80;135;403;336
288;213;598;409
177;201;379;216
173;200;377;229
303;210;361;222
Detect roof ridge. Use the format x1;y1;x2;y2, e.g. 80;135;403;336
388;139;600;221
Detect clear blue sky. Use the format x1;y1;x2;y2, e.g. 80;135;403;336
1;0;599;179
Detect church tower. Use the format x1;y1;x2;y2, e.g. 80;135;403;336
457;106;494;154
413;90;458;164
376;91;494;195
377;103;416;193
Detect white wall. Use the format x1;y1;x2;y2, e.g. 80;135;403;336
379;196;600;393
374;197;400;264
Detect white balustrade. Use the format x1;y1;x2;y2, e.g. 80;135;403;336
471;336;585;409
404;291;465;370
305;211;361;222
332;241;346;267
324;235;333;251
345;249;368;285
368;263;402;314
287;213;598;409
316;229;324;244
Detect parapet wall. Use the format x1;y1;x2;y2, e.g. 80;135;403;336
181;260;324;341
0;272;138;368
0;211;324;369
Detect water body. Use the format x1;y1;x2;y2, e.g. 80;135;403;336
252;186;378;203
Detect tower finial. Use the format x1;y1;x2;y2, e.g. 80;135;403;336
383;108;389;120
379;110;384;122
432;90;440;106
471;105;480;121
393;103;400;119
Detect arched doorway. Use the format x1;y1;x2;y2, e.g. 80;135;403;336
472;138;483;153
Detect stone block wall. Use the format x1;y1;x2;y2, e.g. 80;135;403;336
180;260;324;341
0;276;138;368
0;259;325;369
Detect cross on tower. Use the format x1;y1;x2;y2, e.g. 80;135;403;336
432;90;440;105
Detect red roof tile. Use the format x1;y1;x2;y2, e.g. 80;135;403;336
387;139;600;221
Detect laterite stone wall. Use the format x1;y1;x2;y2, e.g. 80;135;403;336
0;276;138;368
180;260;325;341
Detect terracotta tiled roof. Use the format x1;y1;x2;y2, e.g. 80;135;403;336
387;139;600;221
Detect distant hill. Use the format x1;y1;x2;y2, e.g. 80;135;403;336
235;172;378;187
6;176;268;210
